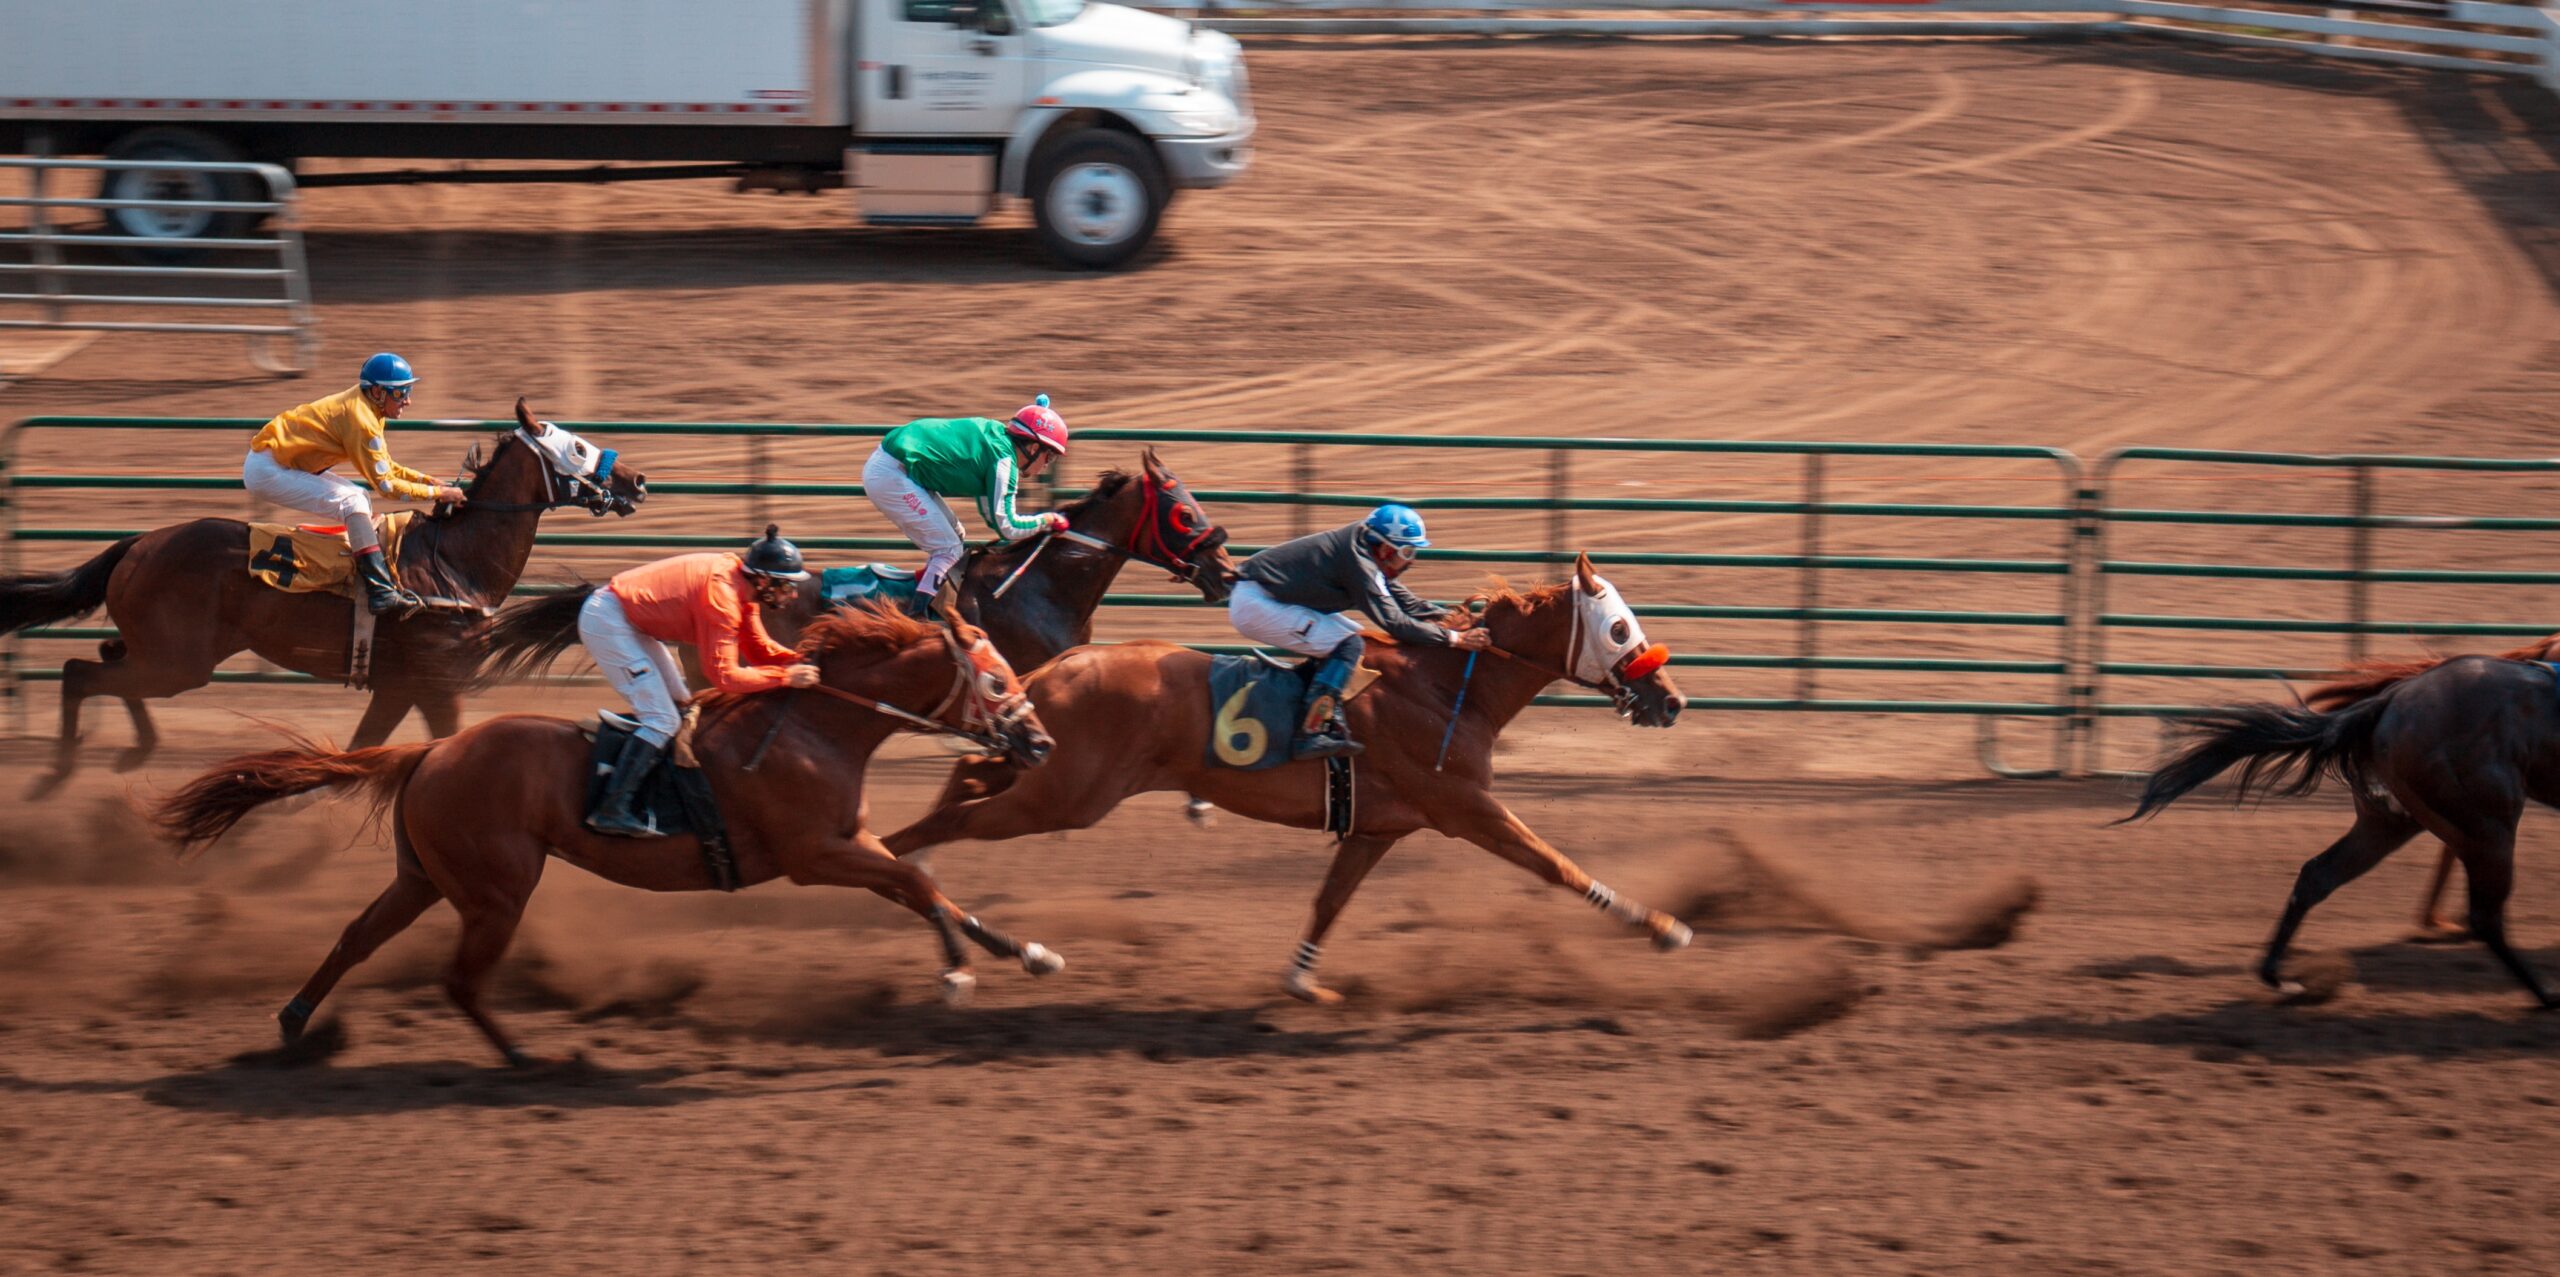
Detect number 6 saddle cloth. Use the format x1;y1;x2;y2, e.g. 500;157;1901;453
1203;650;1382;771
244;512;417;598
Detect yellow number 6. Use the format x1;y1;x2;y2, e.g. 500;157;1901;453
1214;682;1267;767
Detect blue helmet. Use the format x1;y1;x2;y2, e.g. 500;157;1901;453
359;352;417;390
1361;503;1430;551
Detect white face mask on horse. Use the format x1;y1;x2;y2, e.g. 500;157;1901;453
1566;555;1670;691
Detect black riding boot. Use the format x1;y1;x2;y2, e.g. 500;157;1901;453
585;733;666;838
1290;637;1366;762
354;547;423;617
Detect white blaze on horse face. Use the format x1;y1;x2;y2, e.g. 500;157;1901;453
1571;570;1652;686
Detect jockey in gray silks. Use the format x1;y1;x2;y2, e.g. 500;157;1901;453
1228;504;1493;761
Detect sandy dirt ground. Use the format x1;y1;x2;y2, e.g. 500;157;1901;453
3;36;2560;1276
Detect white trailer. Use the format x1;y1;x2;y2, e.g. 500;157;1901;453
0;0;1252;266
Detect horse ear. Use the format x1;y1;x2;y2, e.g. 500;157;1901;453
513;397;539;433
1142;446;1165;478
1574;552;1599;594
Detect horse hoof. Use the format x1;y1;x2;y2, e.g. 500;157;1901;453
1183;797;1217;829
1282;971;1344;1005
2273;979;2310;1002
1019;943;1066;977
502;1047;538;1070
111;748;152;774
940;969;977;1006
1653;921;1694;952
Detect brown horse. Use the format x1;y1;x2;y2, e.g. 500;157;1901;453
2304;632;2560;936
151;602;1056;1067
0;399;648;798
2128;655;2560;1009
884;554;1693;1003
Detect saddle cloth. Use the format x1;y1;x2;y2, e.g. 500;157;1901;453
584;713;741;890
1203;651;1383;771
244;512;415;597
819;563;927;616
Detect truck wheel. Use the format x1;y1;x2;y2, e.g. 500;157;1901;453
98;127;255;258
1029;129;1168;270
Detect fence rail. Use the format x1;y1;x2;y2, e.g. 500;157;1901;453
5;416;2554;777
0;157;317;374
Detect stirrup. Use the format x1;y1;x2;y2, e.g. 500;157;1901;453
1290;726;1364;762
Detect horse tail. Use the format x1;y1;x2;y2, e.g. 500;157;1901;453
0;535;137;636
472;583;597;690
2303;636;2560;710
2122;695;2390;823
152;736;432;859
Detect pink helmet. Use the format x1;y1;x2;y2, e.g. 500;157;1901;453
1007;394;1068;454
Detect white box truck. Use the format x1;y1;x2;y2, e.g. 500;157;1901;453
0;0;1252;267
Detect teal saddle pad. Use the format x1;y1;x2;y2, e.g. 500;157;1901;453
819;563;924;614
1204;653;1313;771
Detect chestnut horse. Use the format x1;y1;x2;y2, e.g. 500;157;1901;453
152;602;1057;1067
0;399;648;798
2127;655;2560;1009
885;554;1693;1003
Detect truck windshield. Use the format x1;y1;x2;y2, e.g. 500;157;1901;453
1016;0;1084;25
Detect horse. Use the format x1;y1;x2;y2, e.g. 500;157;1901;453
883;554;1693;1003
150;600;1058;1068
2303;633;2560;936
0;399;648;798
2125;654;2560;1009
763;447;1236;660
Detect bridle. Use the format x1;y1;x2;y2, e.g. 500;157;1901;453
447;428;628;516
1463;592;1655;717
800;624;1036;754
991;468;1228;599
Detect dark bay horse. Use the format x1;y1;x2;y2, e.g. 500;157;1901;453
885;554;1692;1003
2127;655;2560;1009
2304;633;2560;935
0;399;647;797
763;447;1236;661
152;603;1057;1067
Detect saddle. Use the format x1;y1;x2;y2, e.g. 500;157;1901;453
819;563;929;617
1202;651;1382;771
243;513;414;598
584;712;741;891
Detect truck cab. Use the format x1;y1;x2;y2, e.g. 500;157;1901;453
855;0;1252;266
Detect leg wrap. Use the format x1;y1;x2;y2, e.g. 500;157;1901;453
1292;940;1322;974
1585;880;1648;926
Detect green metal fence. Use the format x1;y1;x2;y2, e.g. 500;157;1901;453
7;416;2552;776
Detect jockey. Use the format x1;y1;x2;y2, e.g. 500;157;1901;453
861;395;1072;594
1231;504;1492;761
577;524;819;838
243;352;468;616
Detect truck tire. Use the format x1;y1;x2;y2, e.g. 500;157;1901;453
98;127;255;258
1028;129;1168;270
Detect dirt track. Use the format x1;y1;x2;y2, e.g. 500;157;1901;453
4;37;2560;1276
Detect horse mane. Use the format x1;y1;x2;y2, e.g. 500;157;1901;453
1450;577;1572;628
2304;635;2560;710
799;599;938;661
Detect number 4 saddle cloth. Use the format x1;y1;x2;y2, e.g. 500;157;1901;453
244;512;417;597
1204;650;1382;771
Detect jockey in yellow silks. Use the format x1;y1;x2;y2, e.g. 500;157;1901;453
243;352;467;615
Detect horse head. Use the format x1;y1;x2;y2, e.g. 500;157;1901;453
1116;448;1234;602
1473;555;1682;728
456;398;649;517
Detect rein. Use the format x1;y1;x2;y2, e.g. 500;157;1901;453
988;473;1215;600
740;626;1024;770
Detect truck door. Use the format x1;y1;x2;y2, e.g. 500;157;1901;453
865;0;1030;136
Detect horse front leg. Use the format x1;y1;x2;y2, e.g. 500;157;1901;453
346;689;415;749
784;830;1063;1004
1429;792;1693;952
1283;833;1405;1004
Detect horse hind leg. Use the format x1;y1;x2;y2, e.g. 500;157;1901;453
36;642;212;797
2449;831;2558;1010
2259;805;2422;997
279;868;443;1043
2412;846;2466;941
444;897;537;1068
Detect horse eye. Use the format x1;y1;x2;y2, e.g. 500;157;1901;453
978;672;1006;698
1609;619;1630;645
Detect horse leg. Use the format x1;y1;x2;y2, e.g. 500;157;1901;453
1282;833;1404;1005
111;697;158;773
1429;793;1693;951
444;896;536;1068
787;833;1058;1003
278;868;444;1043
412;690;464;739
2259;806;2422;996
2449;832;2557;1010
38;647;209;798
855;829;1061;978
345;690;415;750
2413;846;2467;940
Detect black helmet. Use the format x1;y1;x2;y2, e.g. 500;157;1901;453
742;523;808;580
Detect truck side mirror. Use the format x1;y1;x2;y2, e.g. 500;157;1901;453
980;3;1016;35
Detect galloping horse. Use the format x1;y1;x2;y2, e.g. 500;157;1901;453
2127;655;2560;1009
0;400;647;797
152;601;1057;1067
885;555;1693;1003
2303;633;2560;936
763;447;1235;660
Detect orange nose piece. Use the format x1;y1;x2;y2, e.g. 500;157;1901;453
1621;643;1670;680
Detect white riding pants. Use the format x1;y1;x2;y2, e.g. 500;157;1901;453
243;448;380;551
577;588;689;748
863;446;968;593
1228;580;1364;657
